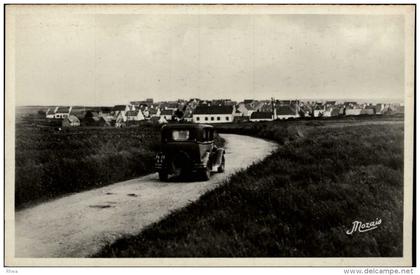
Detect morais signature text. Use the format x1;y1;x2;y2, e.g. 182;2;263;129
346;218;382;235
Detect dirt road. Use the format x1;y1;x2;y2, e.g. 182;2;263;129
15;134;277;258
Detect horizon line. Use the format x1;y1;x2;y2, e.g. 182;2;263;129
16;97;405;107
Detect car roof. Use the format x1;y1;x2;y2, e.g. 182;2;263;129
161;123;213;130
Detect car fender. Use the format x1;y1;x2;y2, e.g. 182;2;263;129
214;148;225;168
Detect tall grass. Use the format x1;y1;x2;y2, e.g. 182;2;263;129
15;120;161;209
95;122;404;257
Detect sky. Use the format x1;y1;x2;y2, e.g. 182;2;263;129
14;12;405;106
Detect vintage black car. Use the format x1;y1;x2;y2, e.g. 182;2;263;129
155;124;225;181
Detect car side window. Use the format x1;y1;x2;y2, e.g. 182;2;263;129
202;129;207;141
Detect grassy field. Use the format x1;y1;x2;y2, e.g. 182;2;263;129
15;111;226;209
15;114;161;209
95;119;404;257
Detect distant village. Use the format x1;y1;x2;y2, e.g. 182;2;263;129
42;98;404;128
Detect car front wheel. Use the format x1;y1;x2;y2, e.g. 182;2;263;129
198;167;210;181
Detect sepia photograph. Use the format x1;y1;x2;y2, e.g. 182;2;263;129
4;4;415;267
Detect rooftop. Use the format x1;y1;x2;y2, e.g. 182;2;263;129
193;105;234;115
113;105;127;111
276;106;297;116
56;106;71;113
250;111;273;119
161;109;174;115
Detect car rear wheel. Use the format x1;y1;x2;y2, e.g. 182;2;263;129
158;171;168;181
198;167;211;181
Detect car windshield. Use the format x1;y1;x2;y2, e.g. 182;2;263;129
171;130;190;141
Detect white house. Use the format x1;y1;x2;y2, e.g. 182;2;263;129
160;109;174;121
148;107;161;118
313;109;324;117
156;116;166;124
345;108;363;116
98;107;112;117
54;106;72;119
375;104;385;114
160;102;179;111
361;108;375;115
138;105;150;118
233;109;243;118
62;115;80;127
323;107;341;117
192;105;234;123
45;107;57;119
112;105;130;121
325;101;336;107
126;110;145;121
115;113;126;128
236;102;255;117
